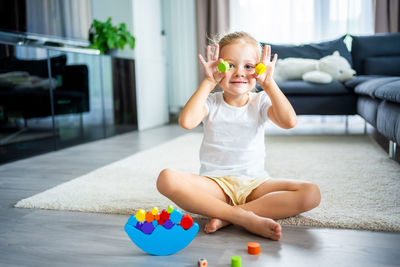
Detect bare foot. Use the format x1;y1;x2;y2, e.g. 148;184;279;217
204;218;231;233
244;211;282;241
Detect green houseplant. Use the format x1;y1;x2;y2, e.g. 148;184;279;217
89;17;135;54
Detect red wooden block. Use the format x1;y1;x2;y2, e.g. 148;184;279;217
180;214;193;229
158;219;165;225
160;209;170;221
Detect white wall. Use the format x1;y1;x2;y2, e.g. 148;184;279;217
91;0;169;130
131;0;169;130
162;0;198;114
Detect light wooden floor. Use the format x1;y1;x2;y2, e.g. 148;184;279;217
1;122;399;266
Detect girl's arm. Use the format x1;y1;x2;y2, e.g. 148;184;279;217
179;45;226;130
178;79;217;129
256;45;297;129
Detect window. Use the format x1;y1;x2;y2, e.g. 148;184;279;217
230;0;374;44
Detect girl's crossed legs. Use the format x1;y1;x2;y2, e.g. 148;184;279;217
156;168;321;240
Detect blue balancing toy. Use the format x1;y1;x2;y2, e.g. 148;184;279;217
124;205;199;256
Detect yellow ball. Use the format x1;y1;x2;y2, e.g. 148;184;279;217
135;209;146;221
151;207;159;215
255;63;267;75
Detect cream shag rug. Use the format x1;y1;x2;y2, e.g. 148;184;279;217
15;133;400;232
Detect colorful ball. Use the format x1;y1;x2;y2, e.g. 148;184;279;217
198;258;208;266
180;214;193;230
135;209;146;222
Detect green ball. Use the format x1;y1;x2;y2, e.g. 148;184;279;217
218;61;230;72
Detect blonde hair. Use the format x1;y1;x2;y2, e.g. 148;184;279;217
209;31;262;59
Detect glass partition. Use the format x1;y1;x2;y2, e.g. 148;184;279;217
0;40;137;164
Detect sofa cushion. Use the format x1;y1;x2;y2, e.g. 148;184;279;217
351;33;400;75
357;96;379;127
263;35;352;66
354;77;400;98
374;80;400;104
276;80;352;96
344;75;387;90
364;56;400;76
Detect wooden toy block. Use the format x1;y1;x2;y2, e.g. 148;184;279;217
151;207;159;215
163;219;174;229
218;61;230;72
255;63;267;75
167;205;174;213
145;211;154;222
198;258;208;266
247;242;260;255
142;222;155;234
170;209;183;224
180;214;193;230
135;221;143;230
135;209;146;222
160;209;170;221
231;255;242;267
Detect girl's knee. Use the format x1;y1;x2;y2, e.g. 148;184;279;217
299;182;321;212
156;168;178;195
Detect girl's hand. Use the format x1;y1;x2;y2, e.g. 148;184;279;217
254;45;278;89
198;44;226;84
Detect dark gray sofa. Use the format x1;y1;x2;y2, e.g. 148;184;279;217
259;33;400;161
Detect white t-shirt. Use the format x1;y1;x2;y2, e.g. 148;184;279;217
199;91;272;178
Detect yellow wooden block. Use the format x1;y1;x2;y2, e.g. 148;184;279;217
135;209;146;221
255;63;267;75
151;207;159;215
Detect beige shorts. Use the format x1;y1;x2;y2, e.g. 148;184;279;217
207;175;269;206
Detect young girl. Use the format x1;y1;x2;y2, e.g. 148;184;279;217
156;32;321;241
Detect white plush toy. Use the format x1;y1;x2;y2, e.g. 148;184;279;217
273;51;356;84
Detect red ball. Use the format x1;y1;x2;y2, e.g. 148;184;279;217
160;209;170;221
157;219;165;225
180;214;193;229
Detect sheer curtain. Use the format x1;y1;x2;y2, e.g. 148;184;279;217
230;0;374;44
